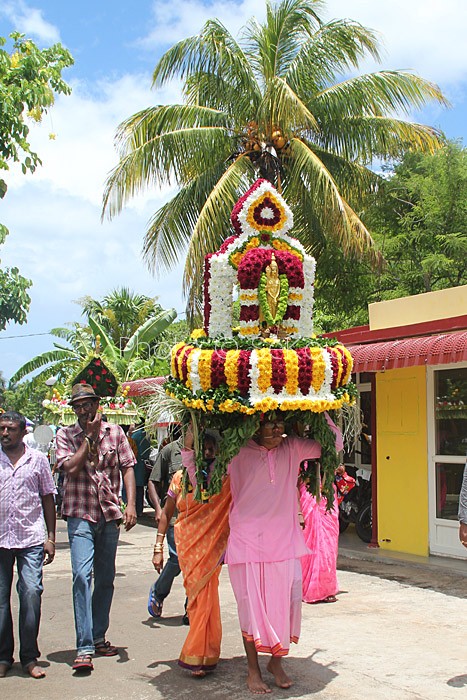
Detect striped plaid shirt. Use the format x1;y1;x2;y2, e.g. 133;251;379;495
0;445;56;549
56;421;136;523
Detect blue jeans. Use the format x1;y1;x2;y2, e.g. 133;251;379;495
0;546;44;668
153;525;180;603
67;517;120;655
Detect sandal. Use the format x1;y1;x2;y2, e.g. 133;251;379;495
72;655;94;671
94;640;118;656
323;595;338;603
148;587;163;618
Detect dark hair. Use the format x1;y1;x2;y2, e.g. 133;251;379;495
0;410;26;431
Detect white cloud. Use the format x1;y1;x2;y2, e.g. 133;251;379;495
322;0;467;85
7;73;182;207
0;1;61;43
143;0;467;85
141;0;266;49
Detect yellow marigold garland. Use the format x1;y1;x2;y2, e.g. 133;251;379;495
224;349;240;391
197;349;213;391
256;348;273;393
283;348;299;394
309;347;325;392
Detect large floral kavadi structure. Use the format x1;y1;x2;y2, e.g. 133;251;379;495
163;179;357;503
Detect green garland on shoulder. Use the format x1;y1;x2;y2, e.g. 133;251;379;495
288;411;340;508
191;413;261;501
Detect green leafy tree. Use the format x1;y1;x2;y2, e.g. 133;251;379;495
311;140;467;331
103;0;447;322
364;140;467;298
3;377;48;423
0;32;73;329
0;224;32;330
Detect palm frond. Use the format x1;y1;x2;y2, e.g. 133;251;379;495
286;137;377;257
313;71;449;121
260;76;319;133
317;115;445;162
142;162;242;274
123;308;177;361
286;19;382;94
141;382;188;437
10;350;75;383
103;105;232;219
153;18;259;99
244;0;323;80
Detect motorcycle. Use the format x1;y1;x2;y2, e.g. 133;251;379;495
338;465;373;543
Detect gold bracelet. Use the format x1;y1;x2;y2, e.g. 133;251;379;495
153;546;163;553
47;539;56;546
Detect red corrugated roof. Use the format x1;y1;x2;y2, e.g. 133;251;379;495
349;331;467;372
124;376;166;396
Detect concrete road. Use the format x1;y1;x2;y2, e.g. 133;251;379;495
1;515;466;700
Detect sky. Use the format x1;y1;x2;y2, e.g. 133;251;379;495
1;0;466;381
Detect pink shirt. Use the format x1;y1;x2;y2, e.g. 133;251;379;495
0;445;56;549
224;436;322;565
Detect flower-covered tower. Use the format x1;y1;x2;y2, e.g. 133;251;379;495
204;179;315;338
168;179;356;415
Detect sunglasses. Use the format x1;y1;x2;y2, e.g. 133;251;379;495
72;400;98;413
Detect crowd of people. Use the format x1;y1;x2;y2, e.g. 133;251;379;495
3;390;465;691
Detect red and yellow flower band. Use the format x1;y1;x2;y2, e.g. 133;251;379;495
169;340;354;414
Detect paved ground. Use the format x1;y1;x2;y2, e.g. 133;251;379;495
1;513;466;700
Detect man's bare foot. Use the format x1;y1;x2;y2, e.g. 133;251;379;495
247;668;272;694
25;662;46;679
267;657;293;688
0;663;10;678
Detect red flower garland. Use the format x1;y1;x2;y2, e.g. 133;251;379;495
230;179;267;234
239;305;260;322
237;350;252;394
174;344;186;380
296;347;313;394
211;350;227;388
283;305;301;320
328;348;339;390
275;251;304;287
237;248;272;288
181;346;194;383
270;349;287;394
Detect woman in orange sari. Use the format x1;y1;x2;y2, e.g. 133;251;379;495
152;434;231;676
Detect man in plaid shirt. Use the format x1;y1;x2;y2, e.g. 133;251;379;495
56;384;136;672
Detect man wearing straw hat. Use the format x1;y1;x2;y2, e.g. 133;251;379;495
56;383;137;672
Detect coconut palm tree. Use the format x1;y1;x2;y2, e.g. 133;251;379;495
103;0;448;322
78;287;164;350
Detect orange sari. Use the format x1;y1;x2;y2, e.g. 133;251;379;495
172;471;231;672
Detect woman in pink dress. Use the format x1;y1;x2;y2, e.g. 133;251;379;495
299;479;340;604
224;415;342;695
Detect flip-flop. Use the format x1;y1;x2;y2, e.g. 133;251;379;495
72;655;94;671
323;595;338;603
94;640;118;656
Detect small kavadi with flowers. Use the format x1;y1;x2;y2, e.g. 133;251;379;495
152;179;357;505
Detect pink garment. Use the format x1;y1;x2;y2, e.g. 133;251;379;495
229;559;302;655
225;436;321;565
300;482;339;603
0;445;56;549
